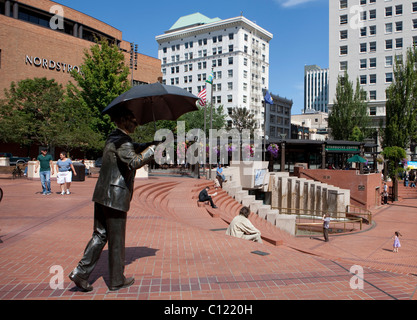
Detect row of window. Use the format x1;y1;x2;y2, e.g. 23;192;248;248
340;4;417;27
162;34;267;54
340;20;417;41
340;55;403;71
162;47;267;65
0;2;116;45
340;0;376;9
339;36;417;55
340;1;416;15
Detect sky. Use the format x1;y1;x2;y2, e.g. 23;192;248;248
54;0;329;115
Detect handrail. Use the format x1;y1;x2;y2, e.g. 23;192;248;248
346;204;372;224
295;217;363;236
275;206;365;236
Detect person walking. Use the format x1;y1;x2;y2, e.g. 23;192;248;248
69;109;156;292
322;214;331;242
392;231;402;253
34;147;54;195
55;151;77;195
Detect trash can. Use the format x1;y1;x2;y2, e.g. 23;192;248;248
72;162;85;181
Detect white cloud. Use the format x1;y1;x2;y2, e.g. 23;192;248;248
276;0;318;8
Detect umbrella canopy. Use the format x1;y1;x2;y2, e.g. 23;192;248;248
347;155;367;163
102;82;199;125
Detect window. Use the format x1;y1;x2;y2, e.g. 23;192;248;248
370;57;377;68
360;59;367;69
340;30;348;40
340;61;348;71
360;0;366;5
395;5;402;15
227;95;233;103
228;57;233;65
361;11;367;21
385;23;392;34
369;25;376;35
369;9;376;19
369;91;376;100
396;38;403;49
385;56;393;67
414;2;417;13
340;15;348;25
413;19;417;30
369;41;376;52
360;43;367;53
228;45;234;52
340;0;347;9
360;75;367;85
341;45;348;55
370;107;377;116
386;73;393;83
229;33;234;40
385;7;392;17
395;21;403;32
360;27;367;37
414;36;417;47
370;74;376;84
385;39;393;50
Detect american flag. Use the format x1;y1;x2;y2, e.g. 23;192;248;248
197;87;207;106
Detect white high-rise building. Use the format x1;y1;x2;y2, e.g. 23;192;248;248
304;65;329;113
155;13;273;136
329;0;417;127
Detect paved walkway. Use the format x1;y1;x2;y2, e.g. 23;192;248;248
0;175;416;301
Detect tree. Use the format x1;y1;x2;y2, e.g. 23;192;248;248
179;103;226;135
382;47;417;149
58;83;105;157
0;78;66;150
381;146;406;201
70;38;131;138
0;77;104;157
328;72;370;141
230;107;256;134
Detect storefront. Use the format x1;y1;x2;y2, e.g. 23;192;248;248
0;0;161;97
266;139;378;173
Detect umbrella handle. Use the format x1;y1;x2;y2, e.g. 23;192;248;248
152;105;157;132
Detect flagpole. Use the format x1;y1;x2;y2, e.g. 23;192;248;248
203;91;206;178
209;69;214;179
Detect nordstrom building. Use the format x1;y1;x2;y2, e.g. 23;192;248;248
0;0;162;98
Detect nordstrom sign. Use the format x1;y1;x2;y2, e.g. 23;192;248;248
25;55;81;74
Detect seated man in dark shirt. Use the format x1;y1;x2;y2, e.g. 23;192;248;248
198;186;217;208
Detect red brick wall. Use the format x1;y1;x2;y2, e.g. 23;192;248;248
296;168;383;211
0;7;161;96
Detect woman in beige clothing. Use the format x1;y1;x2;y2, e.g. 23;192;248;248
226;206;262;243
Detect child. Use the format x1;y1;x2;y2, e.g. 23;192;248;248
392;231;402;253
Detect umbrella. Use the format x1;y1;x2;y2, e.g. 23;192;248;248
102;82;199;125
347;155;367;163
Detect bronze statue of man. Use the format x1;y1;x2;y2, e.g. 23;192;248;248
69;109;156;291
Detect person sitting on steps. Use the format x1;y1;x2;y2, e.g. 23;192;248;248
198;186;217;208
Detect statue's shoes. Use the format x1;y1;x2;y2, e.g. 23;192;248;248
108;277;135;291
69;271;93;292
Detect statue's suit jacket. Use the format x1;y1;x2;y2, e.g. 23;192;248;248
92;128;153;213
